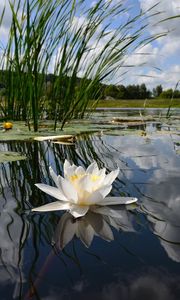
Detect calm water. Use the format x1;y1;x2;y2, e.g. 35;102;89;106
0;109;180;299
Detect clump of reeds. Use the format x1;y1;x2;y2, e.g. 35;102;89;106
0;0;167;131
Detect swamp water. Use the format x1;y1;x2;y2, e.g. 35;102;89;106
0;109;180;299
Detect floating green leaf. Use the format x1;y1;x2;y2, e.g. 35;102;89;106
0;151;26;163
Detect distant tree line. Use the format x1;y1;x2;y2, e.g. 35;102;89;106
102;84;180;100
103;83;151;99
0;70;180;101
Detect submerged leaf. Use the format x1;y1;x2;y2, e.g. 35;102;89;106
0;151;26;163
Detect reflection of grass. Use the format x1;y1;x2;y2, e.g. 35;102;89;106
92;98;180;108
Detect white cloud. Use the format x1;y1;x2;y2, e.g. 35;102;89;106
115;0;180;89
139;0;180;36
120;39;180;89
101;269;178;300
0;1;12;45
124;43;159;67
0;0;179;89
94;1;180;88
133;64;180;90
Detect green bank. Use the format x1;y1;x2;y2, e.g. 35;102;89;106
92;98;180;108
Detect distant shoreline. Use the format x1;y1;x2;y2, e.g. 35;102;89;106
94;107;180;111
90;98;180;109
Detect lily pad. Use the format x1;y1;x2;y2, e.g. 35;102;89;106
0;151;27;163
176;150;180;155
0;113;179;141
0;120;118;141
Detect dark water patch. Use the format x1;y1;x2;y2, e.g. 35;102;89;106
0;114;180;299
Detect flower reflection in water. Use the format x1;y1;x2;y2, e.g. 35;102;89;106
53;205;136;249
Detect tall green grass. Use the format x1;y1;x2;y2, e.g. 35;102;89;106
0;0;167;131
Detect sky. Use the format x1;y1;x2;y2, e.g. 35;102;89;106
124;0;180;90
0;0;180;90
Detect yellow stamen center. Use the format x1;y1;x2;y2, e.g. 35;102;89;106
69;174;101;183
69;174;84;182
91;175;100;182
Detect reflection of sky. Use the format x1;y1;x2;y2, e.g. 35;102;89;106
139;176;180;262
0;189;27;298
80;131;180;262
27;268;180;300
0;119;180;298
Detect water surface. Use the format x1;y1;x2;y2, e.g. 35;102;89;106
0;109;180;299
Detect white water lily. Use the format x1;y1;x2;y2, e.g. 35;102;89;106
32;160;137;218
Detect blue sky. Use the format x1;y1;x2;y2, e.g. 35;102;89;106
0;0;179;90
125;0;180;90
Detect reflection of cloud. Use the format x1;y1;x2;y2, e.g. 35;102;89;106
146;214;180;262
0;190;27;296
161;239;180;263
102;269;177;300
140;176;180;262
39;268;180;300
100;133;180;263
53;206;136;249
100;134;180;172
113;134;180;172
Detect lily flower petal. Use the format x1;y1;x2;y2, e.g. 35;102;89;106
35;184;68;201
96;185;112;198
78;174;93;192
64;160;77;178
103;215;120;230
86;185;112;205
86;161;99;174
54;213;77;249
101;197;138;206
32;201;70;212
103;168;119;185
64;159;71;170
86;191;104;205
58;176;78;203
91;206;123;218
86;212;114;241
77;220;94;247
75;166;85;176
70;205;89;218
49;166;61;188
98;167;106;177
97;168;106;184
